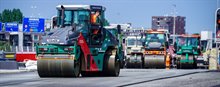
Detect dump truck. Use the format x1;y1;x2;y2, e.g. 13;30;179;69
36;5;123;77
142;29;171;68
125;36;144;68
174;34;201;69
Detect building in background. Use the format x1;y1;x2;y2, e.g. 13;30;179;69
152;16;186;34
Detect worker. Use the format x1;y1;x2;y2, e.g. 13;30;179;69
91;11;101;35
91;11;100;24
91;11;101;43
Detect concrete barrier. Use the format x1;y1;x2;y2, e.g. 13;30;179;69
16;52;36;62
4;52;16;60
209;49;218;70
0;61;18;69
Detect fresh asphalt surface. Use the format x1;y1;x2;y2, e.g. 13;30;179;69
0;69;219;87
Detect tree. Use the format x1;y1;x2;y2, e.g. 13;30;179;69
1;9;23;23
12;9;17;22
2;9;12;23
12;9;23;23
0;13;2;22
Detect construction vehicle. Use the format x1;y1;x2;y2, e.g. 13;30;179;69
174;34;201;69
142;29;171;68
197;31;213;68
36;5;123;77
125;35;144;68
105;26;125;68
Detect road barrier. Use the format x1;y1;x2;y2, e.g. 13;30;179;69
0;61;18;69
16;52;36;62
1;46;37;62
4;52;16;60
209;49;218;70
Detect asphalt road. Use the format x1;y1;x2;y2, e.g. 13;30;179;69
0;69;219;87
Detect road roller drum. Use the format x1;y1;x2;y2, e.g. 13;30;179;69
126;55;143;68
144;55;165;68
37;55;80;77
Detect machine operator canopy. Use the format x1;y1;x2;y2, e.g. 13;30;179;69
56;5;105;11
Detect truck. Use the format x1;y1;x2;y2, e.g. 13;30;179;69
142;29;171;68
36;5;123;77
174;34;201;69
125;35;144;68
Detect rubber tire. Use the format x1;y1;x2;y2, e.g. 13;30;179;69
177;60;181;69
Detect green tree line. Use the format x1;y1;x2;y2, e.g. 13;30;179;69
0;8;23;23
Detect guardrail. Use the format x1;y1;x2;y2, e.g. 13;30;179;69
0;46;37;62
15;46;36;52
1;46;36;52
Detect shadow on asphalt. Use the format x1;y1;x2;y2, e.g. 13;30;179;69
212;84;220;87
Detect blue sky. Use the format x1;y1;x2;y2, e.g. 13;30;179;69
0;0;219;33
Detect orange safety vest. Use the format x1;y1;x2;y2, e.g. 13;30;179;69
91;13;99;34
91;14;97;24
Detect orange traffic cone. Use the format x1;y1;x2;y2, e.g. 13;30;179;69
166;53;171;70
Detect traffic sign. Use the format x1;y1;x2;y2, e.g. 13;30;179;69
23;18;45;32
5;23;18;32
216;8;220;43
0;22;2;32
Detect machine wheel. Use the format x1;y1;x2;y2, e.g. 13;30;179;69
73;59;81;77
126;55;143;68
126;58;133;68
37;59;49;77
176;59;181;69
193;58;197;69
81;71;99;77
104;49;120;77
184;56;195;69
37;57;81;77
135;55;143;68
81;71;89;77
126;62;132;68
143;55;165;68
177;56;196;69
141;56;145;69
120;53;125;68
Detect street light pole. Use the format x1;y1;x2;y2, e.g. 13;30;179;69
172;4;176;45
216;0;220;69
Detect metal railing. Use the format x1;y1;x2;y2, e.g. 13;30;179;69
1;46;36;52
15;46;36;52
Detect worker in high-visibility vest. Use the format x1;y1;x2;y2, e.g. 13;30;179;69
91;11;100;25
91;11;101;44
91;11;100;35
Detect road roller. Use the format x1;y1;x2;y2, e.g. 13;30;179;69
125;36;144;68
142;29;171;68
105;26;125;68
174;34;201;69
36;5;123;77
